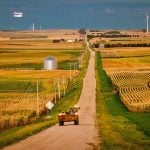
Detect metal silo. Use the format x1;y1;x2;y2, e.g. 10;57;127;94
44;56;57;70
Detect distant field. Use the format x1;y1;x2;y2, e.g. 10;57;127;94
0;29;81;40
91;36;150;45
0;49;83;69
101;47;150;58
0;40;85;50
0;30;85;50
100;47;150;73
107;37;150;45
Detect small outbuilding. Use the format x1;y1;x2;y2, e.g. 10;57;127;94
100;44;105;49
44;56;57;70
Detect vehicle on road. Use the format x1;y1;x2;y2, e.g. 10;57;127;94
58;105;80;126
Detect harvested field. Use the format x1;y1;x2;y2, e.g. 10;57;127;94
101;47;150;58
101;47;150;73
101;47;150;112
109;71;150;112
0;40;85;50
0;30;85;49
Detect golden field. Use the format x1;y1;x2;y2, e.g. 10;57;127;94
0;30;84;130
100;47;150;112
0;70;73;79
100;47;150;73
0;40;85;50
0;49;83;69
0;30;85;49
109;71;150;112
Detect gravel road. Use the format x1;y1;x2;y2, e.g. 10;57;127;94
4;46;99;150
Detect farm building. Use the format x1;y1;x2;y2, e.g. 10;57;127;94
67;39;75;42
100;44;105;48
44;56;57;70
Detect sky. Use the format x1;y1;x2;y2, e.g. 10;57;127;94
0;0;150;30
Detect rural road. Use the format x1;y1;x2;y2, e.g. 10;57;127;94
4;44;99;150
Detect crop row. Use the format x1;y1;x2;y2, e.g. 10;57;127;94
109;71;150;112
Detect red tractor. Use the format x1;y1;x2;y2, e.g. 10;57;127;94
58;106;80;126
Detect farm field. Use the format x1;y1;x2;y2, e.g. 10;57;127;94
109;71;150;112
0;76;70;130
0;40;85;50
0;29;82;40
0;70;73;79
0;30;85;49
0;35;84;131
101;47;150;73
0;49;84;69
96;51;150;149
105;37;150;45
0;67;77;130
101;47;150;58
100;47;150;113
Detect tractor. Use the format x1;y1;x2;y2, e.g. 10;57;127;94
58;105;80;126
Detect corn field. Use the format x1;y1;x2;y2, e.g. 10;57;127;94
109;71;150;112
0;78;69;130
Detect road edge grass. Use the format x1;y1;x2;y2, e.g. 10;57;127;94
95;51;150;150
0;50;90;149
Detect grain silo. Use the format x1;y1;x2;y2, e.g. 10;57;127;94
44;56;57;70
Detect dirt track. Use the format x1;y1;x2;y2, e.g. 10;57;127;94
4;46;99;150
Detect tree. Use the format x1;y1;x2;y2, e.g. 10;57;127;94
142;29;146;33
79;28;86;35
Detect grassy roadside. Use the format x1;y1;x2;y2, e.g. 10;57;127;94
0;50;90;149
96;51;150;149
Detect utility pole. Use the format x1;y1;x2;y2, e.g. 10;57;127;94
54;86;57;103
69;63;72;80
76;62;78;73
62;77;66;96
36;80;39;117
74;62;76;76
57;77;60;99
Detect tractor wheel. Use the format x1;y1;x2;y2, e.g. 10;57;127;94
74;119;79;125
59;121;64;126
148;81;150;88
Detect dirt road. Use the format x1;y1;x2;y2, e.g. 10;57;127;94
4;47;99;150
